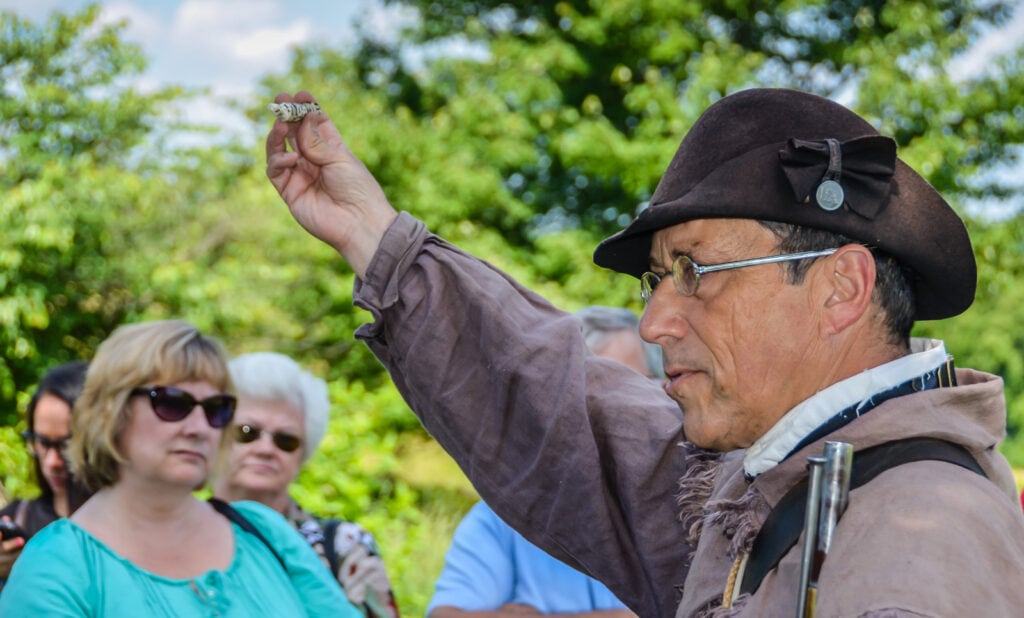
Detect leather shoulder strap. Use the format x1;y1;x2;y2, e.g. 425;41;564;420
209;497;286;570
739;438;985;596
321;518;342;576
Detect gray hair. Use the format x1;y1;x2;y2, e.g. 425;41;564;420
228;352;330;462
574;305;664;379
757;221;914;347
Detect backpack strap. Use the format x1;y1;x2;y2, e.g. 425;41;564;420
322;518;342;577
14;499;29;529
738;438;986;596
208;497;286;571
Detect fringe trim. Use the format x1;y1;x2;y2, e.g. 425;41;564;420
704;488;770;560
675;442;770;616
676;442;723;549
675;443;770;559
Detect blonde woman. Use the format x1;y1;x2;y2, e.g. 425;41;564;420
0;320;358;617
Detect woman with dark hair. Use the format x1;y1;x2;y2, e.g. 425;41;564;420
0;361;91;590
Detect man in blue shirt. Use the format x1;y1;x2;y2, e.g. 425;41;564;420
427;308;655;617
427;502;634;617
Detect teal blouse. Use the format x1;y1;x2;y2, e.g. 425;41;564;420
0;500;360;617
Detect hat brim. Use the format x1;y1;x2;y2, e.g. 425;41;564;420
593;147;975;320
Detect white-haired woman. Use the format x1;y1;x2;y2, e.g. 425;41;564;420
212;352;399;618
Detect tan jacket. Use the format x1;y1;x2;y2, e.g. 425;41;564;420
676;368;1024;617
354;213;1024;617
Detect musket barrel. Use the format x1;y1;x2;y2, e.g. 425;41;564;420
817;441;854;556
802;441;853;618
796;455;827;618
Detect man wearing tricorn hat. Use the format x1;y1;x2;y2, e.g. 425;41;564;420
266;88;1024;616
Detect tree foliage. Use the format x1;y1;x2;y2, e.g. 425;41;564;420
368;0;1023;236
1;5;178;420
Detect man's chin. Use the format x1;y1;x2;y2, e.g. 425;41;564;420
681;421;743;452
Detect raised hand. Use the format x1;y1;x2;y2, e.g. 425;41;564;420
265;91;398;278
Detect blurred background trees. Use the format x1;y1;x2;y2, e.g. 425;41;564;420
2;1;1023;613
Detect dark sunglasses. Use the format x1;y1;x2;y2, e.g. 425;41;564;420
130;386;236;429
20;431;71;456
233;424;302;453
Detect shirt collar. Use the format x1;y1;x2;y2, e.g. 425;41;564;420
743;338;949;477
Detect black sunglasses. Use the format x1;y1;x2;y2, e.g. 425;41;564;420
130;386;236;429
233;423;302;453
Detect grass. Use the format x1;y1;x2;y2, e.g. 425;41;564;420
387;435;479;616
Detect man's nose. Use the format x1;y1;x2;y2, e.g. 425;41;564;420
639;284;692;344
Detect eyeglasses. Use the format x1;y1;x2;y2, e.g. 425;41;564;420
233;424;302;453
21;431;71;457
640;248;840;302
130;386;236;429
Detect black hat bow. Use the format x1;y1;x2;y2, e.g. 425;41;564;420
778;135;897;219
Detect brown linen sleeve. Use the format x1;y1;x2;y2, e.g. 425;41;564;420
354;213;691;617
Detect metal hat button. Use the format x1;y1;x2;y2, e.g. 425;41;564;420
816;179;844;211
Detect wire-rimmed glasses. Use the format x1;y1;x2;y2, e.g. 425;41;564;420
640;248;840;302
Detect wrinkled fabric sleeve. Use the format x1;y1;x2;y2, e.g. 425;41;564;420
353;213;691;616
427;501;516;614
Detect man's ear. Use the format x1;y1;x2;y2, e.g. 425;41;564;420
821;245;875;334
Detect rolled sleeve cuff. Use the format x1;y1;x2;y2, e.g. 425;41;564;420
353;211;429;339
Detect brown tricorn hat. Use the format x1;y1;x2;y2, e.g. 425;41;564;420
593;88;976;320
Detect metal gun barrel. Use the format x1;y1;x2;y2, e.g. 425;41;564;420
796;455;827;618
817;441;854;556
802;441;853;618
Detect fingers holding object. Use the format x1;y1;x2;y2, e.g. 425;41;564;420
266;91;322;153
268;91;320;123
269;101;321;123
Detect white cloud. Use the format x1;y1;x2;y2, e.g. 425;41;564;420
231;22;312;63
0;0;64;20
175;0;279;28
164;92;257;147
168;0;313;88
950;3;1024;80
98;1;163;43
361;1;418;45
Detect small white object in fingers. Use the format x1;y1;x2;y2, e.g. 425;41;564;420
269;101;322;122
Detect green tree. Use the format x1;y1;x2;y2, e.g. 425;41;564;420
360;0;1022;236
0;5;186;423
919;213;1024;461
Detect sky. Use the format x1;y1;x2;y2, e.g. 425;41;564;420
0;0;416;142
5;1;1023;96
1;0;399;92
1;0;1023;172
